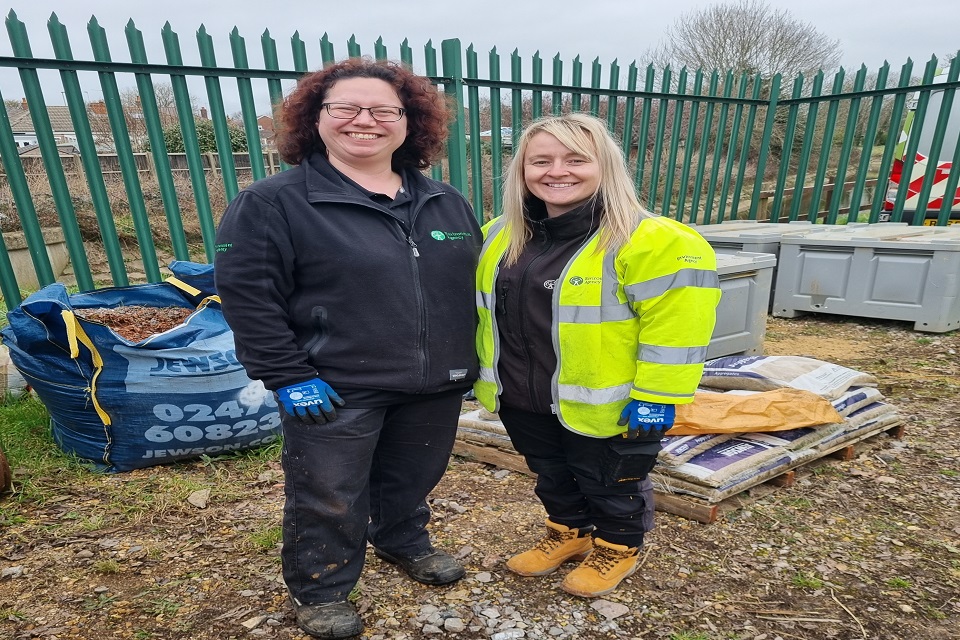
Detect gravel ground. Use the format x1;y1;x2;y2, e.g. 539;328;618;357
1;314;959;640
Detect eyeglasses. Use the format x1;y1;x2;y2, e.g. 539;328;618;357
320;102;405;122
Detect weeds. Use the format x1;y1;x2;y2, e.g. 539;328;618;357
791;572;824;589
94;560;121;574
0;395;88;506
82;594;118;611
247;525;283;553
886;577;912;589
0;391;281;532
922;604;947;621
143;598;181;617
778;496;813;509
0;607;24;620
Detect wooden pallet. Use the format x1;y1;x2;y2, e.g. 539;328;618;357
453;421;905;524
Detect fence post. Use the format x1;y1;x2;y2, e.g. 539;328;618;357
88;16;161;283
206;152;219;180
163;22;216;262
229;27;267;182
126;20;190;262
750;73;784;220
47;15;129;286
441;38;469;197
197;25;239;201
5;10;93;290
0;86;43;304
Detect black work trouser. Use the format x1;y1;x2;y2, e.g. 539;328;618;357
498;405;655;548
280;390;462;605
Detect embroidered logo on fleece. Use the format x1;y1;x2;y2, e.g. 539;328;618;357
430;230;473;241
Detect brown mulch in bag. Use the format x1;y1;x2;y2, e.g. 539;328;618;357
74;306;193;342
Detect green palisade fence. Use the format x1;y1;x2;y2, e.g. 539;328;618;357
1;10;959;310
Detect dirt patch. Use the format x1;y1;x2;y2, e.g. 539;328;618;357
1;313;958;639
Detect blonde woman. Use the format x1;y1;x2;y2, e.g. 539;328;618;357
475;113;720;597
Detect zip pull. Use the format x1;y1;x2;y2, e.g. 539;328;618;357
406;236;420;257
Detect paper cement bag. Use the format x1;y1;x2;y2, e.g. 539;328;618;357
667;388;843;435
700;355;878;400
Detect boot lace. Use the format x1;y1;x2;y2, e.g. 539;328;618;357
534;527;575;554
582;544;630;576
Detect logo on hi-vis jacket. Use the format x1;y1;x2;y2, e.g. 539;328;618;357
567;275;602;286
431;230;473;241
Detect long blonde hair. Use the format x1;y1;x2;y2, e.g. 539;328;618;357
500;113;654;266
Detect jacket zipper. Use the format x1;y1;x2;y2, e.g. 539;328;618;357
517;229;554;411
308;190;443;391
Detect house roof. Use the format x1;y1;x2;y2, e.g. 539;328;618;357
6;105;78;134
17;142;81;157
5;107;32;131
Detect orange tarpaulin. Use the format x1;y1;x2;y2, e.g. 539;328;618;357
667;388;843;436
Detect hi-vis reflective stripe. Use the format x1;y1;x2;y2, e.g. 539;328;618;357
557;304;634;323
624;268;720;302
479;217;508;256
477;289;494;309
554;250;635;323
633;384;695;400
558;381;632;405
639;344;709;365
479;367;497;382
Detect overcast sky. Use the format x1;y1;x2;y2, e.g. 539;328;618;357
1;0;957;111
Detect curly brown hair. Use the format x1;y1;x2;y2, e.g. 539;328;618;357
275;58;450;168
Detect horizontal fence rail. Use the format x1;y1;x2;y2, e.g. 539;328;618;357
0;10;958;311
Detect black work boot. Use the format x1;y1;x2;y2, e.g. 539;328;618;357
374;548;466;585
290;599;363;639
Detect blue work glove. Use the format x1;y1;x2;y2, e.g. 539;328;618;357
617;400;675;439
274;378;345;424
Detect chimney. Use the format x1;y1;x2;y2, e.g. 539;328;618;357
200;107;208;119
20;98;27;110
89;101;107;115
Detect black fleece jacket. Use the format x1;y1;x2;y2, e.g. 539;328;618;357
495;198;602;414
214;152;481;398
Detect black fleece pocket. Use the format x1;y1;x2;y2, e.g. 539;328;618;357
598;438;663;485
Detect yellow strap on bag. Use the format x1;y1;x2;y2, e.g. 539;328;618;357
164;276;221;305
667;388;843;436
62;309;112;426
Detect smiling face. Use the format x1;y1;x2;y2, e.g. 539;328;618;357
522;132;601;217
317;77;407;171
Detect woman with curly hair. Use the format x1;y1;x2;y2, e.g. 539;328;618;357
215;58;480;639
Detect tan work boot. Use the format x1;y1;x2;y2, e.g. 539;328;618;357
506;519;594;576
560;538;640;597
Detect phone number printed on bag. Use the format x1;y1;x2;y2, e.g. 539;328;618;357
145;399;281;444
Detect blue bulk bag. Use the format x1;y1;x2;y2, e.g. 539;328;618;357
168;260;217;297
0;277;281;472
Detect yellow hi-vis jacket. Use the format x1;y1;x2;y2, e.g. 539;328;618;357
475;215;721;438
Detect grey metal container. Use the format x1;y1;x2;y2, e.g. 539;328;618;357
708;251;778;359
687;220;849;310
772;224;960;332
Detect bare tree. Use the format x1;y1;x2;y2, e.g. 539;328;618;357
648;0;841;78
88;83;193;152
